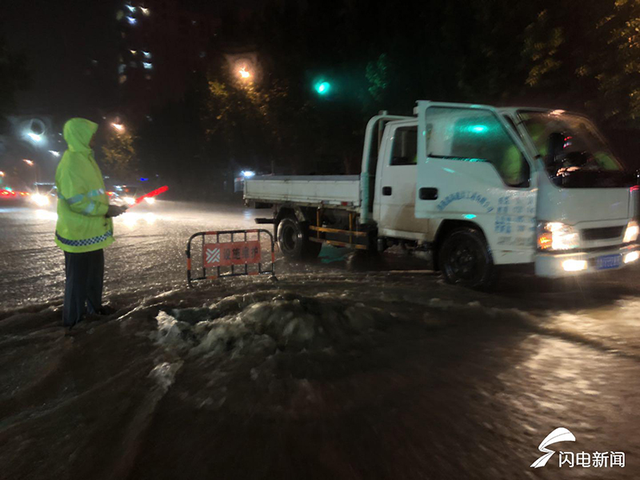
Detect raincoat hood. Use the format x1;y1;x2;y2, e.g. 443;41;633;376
63;118;98;154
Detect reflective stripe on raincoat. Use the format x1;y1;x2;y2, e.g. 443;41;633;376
54;118;114;253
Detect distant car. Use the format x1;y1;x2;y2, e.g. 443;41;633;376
107;184;157;207
0;188;33;204
29;183;57;208
0;188;20;203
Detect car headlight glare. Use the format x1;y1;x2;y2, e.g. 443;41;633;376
623;220;639;243
537;222;579;250
31;194;50;207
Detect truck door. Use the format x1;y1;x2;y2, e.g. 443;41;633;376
373;122;430;239
415;102;537;262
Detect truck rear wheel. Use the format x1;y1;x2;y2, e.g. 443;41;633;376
277;216;322;260
438;227;496;289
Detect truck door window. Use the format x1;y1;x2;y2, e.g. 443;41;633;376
390;127;418;165
426;107;530;188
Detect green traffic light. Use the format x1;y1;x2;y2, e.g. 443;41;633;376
315;81;331;95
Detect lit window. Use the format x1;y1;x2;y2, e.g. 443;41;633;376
125;4;136;13
118;64;126;74
143;62;153;69
142;51;151;58
130;49;137;55
127;16;137;25
141;7;150;16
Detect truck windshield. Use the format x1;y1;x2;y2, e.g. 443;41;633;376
518;110;633;187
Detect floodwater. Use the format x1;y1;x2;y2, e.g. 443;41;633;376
1;201;639;479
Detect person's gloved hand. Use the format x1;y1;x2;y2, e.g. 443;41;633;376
106;204;127;218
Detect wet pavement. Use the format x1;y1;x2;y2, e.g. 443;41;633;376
0;201;264;310
1;201;640;479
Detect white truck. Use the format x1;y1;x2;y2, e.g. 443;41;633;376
244;101;639;288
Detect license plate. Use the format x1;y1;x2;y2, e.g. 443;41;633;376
596;254;622;270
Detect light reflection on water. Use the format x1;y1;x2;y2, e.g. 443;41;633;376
119;211;158;228
35;209;58;221
28;209;159;227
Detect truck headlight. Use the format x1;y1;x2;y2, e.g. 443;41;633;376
623;220;639;243
537;222;580;250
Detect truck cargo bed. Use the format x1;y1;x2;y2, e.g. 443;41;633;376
245;175;361;208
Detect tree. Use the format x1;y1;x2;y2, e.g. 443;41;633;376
101;129;137;180
520;0;640;124
202;55;317;175
204;73;270;172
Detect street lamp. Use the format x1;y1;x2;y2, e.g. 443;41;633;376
112;122;125;133
24;118;47;144
238;66;251;80
49;150;61;157
23;159;35;167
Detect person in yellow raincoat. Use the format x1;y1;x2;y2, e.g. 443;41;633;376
55;118;126;328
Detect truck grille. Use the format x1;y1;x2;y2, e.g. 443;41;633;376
581;226;625;241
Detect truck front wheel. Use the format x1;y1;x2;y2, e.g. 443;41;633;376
277;216;322;260
438;227;496;289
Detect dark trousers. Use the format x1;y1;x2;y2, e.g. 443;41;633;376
63;249;104;327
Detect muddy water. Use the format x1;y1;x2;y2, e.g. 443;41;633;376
1;274;640;479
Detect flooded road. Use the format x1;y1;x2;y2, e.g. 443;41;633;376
1;201;639;479
0;201;262;309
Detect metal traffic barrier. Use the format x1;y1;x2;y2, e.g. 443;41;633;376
186;229;276;286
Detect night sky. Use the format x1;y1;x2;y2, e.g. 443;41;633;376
3;0;122;119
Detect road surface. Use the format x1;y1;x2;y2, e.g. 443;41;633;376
0;200;267;309
1;200;640;479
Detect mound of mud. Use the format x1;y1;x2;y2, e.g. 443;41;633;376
156;292;388;357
